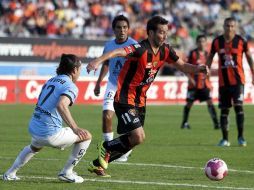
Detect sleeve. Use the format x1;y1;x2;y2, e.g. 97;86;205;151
103;42;109;54
61;84;78;106
123;43;142;57
166;46;179;64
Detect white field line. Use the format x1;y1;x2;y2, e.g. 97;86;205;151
1;175;254;190
1;156;254;174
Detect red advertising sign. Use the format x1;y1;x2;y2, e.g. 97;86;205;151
1;76;254;105
0;76;16;103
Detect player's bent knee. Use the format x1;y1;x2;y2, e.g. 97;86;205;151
234;105;243;114
30;144;42;152
132;132;145;145
85;131;92;141
221;108;229;116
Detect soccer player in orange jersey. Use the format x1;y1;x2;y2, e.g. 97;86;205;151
181;34;219;130
207;17;254;147
87;16;208;170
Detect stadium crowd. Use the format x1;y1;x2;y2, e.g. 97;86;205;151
0;0;253;45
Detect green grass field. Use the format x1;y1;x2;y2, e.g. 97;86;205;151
0;104;254;190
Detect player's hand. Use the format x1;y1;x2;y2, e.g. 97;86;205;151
73;127;90;141
94;83;100;96
198;65;209;75
86;61;98;74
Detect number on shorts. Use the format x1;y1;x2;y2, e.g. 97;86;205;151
121;113;131;124
107;91;114;98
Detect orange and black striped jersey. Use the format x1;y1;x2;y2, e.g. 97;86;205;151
114;39;179;107
210;34;249;87
188;48;211;89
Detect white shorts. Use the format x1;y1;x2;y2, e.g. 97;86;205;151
103;82;117;111
31;127;78;150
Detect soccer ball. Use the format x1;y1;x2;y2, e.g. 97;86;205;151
204;158;228;181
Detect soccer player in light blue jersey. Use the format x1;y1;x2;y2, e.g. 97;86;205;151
3;54;92;183
89;15;137;177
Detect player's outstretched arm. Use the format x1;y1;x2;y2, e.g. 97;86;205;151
174;58;209;74
86;48;127;74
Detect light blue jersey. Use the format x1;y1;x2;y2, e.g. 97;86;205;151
104;37;137;86
29;75;78;137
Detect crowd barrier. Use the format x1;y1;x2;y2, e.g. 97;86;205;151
1;76;254;104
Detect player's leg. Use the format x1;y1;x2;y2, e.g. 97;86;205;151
102;110;114;141
232;85;246;146
94;127;144;170
3;142;42;181
102;84;132;162
204;88;219;129
91;103;145;170
181;101;193;129
218;87;231;146
102;85;116;142
181;89;195;129
207;100;220;129
48;127;92;183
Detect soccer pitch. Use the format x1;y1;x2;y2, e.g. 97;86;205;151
0;104;254;190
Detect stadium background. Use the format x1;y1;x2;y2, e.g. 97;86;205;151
0;0;254;104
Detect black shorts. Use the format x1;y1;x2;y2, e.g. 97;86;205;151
219;84;244;109
186;88;211;102
114;102;146;134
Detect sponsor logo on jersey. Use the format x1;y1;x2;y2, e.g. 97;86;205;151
134;44;141;48
146;62;152;68
125;45;135;54
152;61;158;67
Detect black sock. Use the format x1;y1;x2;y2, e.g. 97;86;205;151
93;135;132;166
182;105;190;124
208;104;219;126
234;106;244;138
108;151;125;163
104;135;131;153
220;109;229;140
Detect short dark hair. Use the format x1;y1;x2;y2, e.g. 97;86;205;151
112;15;130;29
56;54;81;75
146;15;168;35
224;17;236;24
196;34;206;43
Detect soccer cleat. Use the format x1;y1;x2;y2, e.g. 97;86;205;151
97;141;110;170
58;172;84;183
217;139;230;147
238;137;247;147
181;122;190;129
2;173;20;181
87;162;111;177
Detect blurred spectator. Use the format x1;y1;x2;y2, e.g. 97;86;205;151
0;0;253;71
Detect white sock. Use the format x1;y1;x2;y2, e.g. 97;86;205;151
103;132;114;141
61;139;91;175
6;145;37;176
